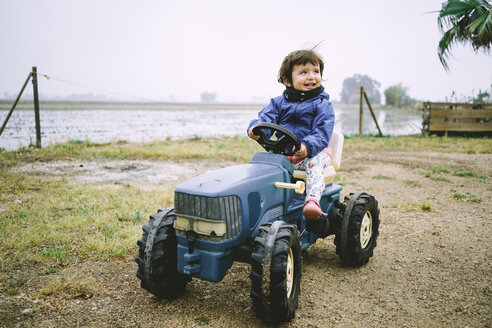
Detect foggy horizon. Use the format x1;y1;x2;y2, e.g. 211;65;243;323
1;0;491;104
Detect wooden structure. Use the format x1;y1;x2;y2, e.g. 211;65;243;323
422;102;492;136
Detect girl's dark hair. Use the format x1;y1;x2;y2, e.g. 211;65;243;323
278;49;324;85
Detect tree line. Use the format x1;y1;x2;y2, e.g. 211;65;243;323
339;74;416;107
339;73;490;107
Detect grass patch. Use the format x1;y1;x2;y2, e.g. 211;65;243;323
117;211;142;224
2;135;490;169
432;174;451;182
38;266;59;276
195;316;210;325
454;172;487;179
403;201;433;212
421;171;432;178
334;174;358;186
0;171;174;266
420;202;432;211
372;174;395;180
403;180;419;185
450;189;483;203
0;136;263;168
39;272;100;298
421;167;451;182
343;135;492;154
403;201;418;212
431;167;450;174
41;248;71;265
6;279;25;295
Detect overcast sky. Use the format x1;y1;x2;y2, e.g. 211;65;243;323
1;0;491;103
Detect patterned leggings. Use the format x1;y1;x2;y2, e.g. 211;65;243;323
293;152;331;204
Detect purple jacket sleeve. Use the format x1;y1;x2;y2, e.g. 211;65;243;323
247;98;280;134
301;99;335;158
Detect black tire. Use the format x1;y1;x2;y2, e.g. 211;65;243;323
250;223;301;324
335;193;380;267
135;208;189;299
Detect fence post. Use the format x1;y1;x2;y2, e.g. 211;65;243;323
359;86;364;135
422;102;429;136
0;72;33;137
32;66;41;148
362;90;383;137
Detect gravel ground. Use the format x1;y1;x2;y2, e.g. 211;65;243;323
2;148;491;327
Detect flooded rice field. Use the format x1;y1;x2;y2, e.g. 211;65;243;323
0;101;423;150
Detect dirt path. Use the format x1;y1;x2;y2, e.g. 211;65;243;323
2;149;491;327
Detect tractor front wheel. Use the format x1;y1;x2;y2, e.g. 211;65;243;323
135;208;189;299
250;222;301;324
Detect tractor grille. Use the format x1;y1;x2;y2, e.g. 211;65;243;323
174;192;242;240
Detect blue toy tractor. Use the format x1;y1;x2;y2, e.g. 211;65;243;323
135;123;380;324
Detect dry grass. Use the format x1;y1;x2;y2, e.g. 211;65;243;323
0;171;174;267
39;271;100;298
0;137;263;168
1;135;490;169
344;135;492;153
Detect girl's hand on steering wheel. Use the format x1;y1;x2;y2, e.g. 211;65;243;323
248;127;259;140
294;144;307;158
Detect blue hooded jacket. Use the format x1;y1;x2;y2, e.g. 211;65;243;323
247;90;335;158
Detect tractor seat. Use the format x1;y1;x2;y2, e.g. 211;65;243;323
292;131;344;185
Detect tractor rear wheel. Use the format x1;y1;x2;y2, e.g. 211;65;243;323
135;208;189;299
335;193;380;266
250;222;301;324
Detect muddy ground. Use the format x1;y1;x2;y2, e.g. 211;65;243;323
2;148;491;327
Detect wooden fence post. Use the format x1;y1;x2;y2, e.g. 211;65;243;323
359;86;383;137
362;90;383;137
422;102;429;136
32;66;41;148
359;86;364;135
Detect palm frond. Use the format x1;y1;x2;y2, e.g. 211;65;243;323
467;10;492;45
437;0;492;70
438;27;461;70
440;0;480;17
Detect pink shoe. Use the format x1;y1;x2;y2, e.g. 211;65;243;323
303;199;327;220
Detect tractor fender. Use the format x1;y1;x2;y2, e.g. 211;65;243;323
264;220;285;257
257;221;286;277
258;221;297;280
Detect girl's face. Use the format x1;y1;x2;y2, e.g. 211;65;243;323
284;62;321;91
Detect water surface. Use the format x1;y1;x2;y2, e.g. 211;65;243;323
0;101;422;150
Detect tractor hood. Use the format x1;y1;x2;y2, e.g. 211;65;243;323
176;163;280;197
175;153;293;198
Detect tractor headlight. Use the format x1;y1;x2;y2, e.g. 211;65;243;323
174;216;190;231
194;220;226;237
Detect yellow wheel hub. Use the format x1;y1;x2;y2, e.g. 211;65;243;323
360;211;373;249
286;248;294;298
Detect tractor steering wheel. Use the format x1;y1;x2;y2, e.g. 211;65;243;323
252;122;301;156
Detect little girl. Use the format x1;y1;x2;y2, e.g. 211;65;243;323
248;49;335;220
